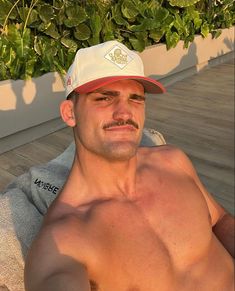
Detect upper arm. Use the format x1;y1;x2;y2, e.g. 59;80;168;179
165;146;227;226
24;218;90;291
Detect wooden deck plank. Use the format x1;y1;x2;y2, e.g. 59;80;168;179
0;60;234;215
12;142;63;165
145;60;234;214
0;151;37;176
35;127;74;152
0;167;16;191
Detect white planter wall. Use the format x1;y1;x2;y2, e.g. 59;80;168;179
0;27;234;154
0;73;65;154
141;26;234;85
0;73;64;137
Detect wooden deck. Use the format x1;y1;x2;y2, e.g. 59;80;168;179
0;59;234;215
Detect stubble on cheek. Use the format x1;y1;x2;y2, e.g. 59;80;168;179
73;115;142;161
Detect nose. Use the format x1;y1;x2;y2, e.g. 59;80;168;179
112;99;133;121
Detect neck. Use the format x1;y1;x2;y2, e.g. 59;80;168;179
62;147;138;204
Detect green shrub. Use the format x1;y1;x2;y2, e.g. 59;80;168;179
0;0;234;80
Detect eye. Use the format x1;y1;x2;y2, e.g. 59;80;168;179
130;95;146;103
95;96;113;102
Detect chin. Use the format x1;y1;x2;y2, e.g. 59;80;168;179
102;141;139;161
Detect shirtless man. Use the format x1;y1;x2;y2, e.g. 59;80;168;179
24;40;234;291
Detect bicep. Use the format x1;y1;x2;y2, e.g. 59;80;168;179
24;224;90;291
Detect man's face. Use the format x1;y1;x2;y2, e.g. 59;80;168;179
73;79;146;161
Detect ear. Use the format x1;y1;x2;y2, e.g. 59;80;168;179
60;100;76;127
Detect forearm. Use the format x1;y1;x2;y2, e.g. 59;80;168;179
213;213;235;258
25;271;91;291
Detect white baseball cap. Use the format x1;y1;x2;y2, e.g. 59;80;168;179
65;40;166;98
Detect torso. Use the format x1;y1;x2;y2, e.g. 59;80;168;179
47;146;234;291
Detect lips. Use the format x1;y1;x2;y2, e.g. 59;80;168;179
104;124;136;131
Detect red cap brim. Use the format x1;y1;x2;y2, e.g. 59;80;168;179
74;76;166;94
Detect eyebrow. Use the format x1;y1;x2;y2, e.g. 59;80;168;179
88;90;145;100
88;90;120;97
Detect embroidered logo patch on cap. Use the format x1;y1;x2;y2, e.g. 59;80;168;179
104;45;132;69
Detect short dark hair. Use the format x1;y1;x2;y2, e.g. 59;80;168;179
67;90;79;101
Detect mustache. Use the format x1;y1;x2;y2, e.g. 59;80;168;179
103;119;139;130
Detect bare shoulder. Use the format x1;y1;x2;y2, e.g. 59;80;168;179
25;213;89;290
26;214;81;264
138;144;189;168
35;212;86;260
139;144;182;154
138;145;226;225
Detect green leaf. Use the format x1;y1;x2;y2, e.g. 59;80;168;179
183;7;202;30
162;15;175;30
61;29;71;39
54;5;65;25
18;7;39;26
44;22;60;39
129;36;145;52
89;13;101;37
201;22;209;37
174;13;188;36
0;34;9;57
7;25;32;59
184;6;199;20
121;0;139;19
60;37;78;51
165;30;180;49
64;5;87;27
37;22;51;32
129;31;148;52
53;0;64;10
0;61;8;80
130;18;159;32
102;17;115;41
168;0;201;8
0;0;18;25
145;0;161;18
149;29;165;42
130;7;168;30
38;4;54;23
85;3;96;18
9;57;21;79
34;36;42;56
64;18;81;28
4;46;15;69
34;36;57;57
88;13;102;45
0;35;9;79
194;17;202;30
112;4;129;26
153;7;169;22
74;23;91;41
131;0;148;18
35;38;59;74
211;29;222;39
183;34;194;48
24;54;37;79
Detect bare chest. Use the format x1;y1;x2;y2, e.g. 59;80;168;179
79;181;213;290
